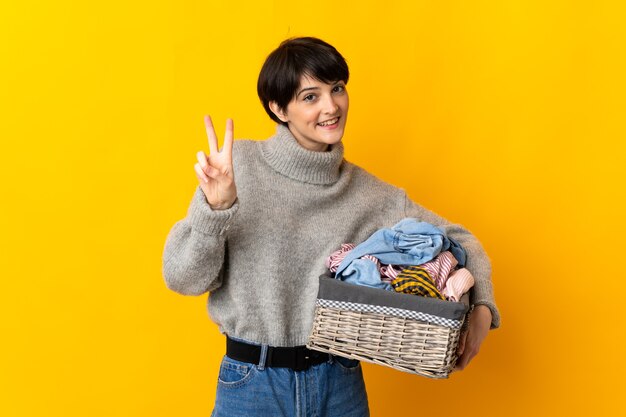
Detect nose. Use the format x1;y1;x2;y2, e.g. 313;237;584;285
322;93;339;115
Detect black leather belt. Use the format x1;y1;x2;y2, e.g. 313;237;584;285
226;336;330;371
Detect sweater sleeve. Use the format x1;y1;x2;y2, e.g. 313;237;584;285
162;186;239;295
403;192;501;329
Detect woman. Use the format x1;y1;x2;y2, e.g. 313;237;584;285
163;37;500;417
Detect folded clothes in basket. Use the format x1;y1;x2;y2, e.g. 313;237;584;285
335;218;467;279
325;218;474;301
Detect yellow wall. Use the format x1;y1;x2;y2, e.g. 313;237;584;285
2;1;624;416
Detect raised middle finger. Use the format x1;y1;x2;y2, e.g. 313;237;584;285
222;118;234;157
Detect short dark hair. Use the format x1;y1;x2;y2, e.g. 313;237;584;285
257;37;350;126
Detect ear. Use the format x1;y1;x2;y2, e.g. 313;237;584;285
269;101;289;123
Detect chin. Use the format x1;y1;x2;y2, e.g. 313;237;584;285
319;125;346;138
321;132;344;145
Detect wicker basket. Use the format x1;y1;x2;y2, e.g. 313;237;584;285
306;274;471;379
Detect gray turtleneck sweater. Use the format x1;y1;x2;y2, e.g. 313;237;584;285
162;125;500;347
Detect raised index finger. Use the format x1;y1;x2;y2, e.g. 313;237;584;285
204;115;218;154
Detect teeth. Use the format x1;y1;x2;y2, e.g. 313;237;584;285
318;117;338;126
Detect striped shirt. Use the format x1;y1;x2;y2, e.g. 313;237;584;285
442;268;475;302
418;251;458;291
326;244;402;282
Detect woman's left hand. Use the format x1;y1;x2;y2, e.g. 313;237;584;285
453;305;492;371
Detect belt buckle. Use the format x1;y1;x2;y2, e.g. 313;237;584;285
293;346;311;371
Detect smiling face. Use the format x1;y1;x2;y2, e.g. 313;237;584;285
269;75;349;152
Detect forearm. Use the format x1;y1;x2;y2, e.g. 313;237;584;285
162;186;239;295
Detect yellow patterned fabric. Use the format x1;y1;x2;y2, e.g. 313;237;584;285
391;266;446;300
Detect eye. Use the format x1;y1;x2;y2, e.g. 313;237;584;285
303;94;316;102
333;85;346;93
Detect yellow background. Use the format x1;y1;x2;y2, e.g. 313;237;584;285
1;0;625;416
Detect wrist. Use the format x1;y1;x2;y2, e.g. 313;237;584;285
209;198;236;211
209;203;230;210
472;304;493;320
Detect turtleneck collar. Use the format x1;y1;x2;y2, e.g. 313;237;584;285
259;124;345;185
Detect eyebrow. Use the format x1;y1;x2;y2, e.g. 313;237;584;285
296;86;320;97
296;81;344;97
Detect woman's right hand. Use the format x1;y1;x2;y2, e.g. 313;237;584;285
194;115;238;210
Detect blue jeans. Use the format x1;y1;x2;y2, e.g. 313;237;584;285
210;347;370;417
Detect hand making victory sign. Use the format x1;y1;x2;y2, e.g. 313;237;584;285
194;115;238;210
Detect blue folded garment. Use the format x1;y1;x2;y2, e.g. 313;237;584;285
335;219;466;288
339;258;394;291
